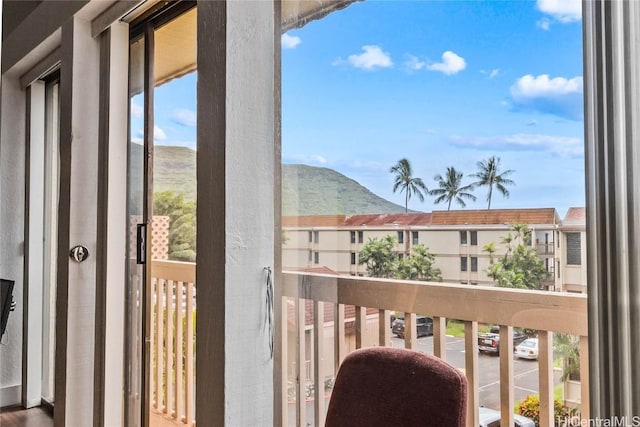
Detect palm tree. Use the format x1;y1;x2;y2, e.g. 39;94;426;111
429;166;476;210
390;158;428;212
471;156;515;209
482;242;497;264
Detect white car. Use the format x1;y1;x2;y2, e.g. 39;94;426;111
515;338;539;360
479;407;536;427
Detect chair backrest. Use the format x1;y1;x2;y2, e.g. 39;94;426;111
325;347;467;427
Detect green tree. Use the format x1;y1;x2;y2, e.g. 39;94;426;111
395;244;442;281
390;158;428;213
471;156;515;209
554;333;581;381
429;166;476;210
486;224;549;289
359;236;398;278
154;191;197;262
482;242;497;264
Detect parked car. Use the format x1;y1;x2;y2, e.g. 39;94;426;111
479;407;536;427
391;315;433;338
515;338;539;360
478;326;528;355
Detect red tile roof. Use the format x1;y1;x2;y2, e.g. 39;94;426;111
342;213;432;227
282;215;347;227
430;208;560;226
563;207;585;224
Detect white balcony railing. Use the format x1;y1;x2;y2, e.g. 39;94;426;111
150;260;196;426
150;261;589;427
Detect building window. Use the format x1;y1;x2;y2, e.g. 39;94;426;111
358;231;364;244
350;231;356;244
471;257;478;272
460;231;467;245
313;231;319;244
460;257;468;272
557;260;561;279
470;231;478;246
398;253;404;260
566;232;581;265
397;231;404;244
350;252;356;265
412;231;419;245
308;231;313;242
314;252;319;264
308;251;312;262
557;231;560;248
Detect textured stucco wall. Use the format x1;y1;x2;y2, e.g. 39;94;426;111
0;73;26;404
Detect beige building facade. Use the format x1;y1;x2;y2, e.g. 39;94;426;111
283;208;586;292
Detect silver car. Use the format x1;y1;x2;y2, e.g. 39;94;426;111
478;407;536;427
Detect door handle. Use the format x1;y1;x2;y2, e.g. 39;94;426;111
136;223;146;264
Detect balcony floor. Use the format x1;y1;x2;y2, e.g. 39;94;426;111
0;406;53;427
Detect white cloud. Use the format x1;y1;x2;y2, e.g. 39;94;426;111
154;125;167;141
481;68;500;78
283;153;328;165
427;51;466;75
172;108;197;127
281;33;301;49
404;55;426;72
510;74;583;120
537;0;581;23
131;101;143;119
346;45;393;70
512;74;582;98
537;17;552;30
448;133;583;158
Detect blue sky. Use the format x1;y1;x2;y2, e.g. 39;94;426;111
132;0;584;217
281;0;584;216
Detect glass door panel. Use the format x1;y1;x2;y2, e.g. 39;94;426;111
127;5;197;426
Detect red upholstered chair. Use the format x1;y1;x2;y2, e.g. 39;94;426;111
325;347;467;427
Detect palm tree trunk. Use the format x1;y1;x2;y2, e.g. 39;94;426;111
447;198;452;211
405;191;409;213
487;186;493;209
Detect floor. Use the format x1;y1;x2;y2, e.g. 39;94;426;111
0;406;53;427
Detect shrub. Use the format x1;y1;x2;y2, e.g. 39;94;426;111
517;395;571;427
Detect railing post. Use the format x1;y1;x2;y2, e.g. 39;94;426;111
313;300;326;427
404;313;417;350
464;321;478;427
499;325;514;427
166;280;175;416
378;309;390;347
334;303;345;367
175;281;184;422
296;298;306;426
538;331;554;427
355;306;366;349
433;316;446;360
580;335;590;421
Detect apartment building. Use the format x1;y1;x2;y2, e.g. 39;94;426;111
283;208;584;290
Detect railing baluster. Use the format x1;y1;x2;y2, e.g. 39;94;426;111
166;280;175;416
499;325;514;427
405;313;417;350
355;306;366;349
296;298;306;427
538;330;554;427
433;316;446;360
378;309;390;347
464;321;479;427
580;335;590;421
314;300;326;427
185;282;195;425
156;278;164;412
334;304;345;366
150;277;156;410
175;281;184;423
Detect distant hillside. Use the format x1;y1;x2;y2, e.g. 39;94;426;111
145;146;405;215
282;164;406;216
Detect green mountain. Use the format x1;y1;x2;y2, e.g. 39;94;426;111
145;146;406;215
282;164;406;216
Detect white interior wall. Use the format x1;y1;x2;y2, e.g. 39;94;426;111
0;72;26;408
